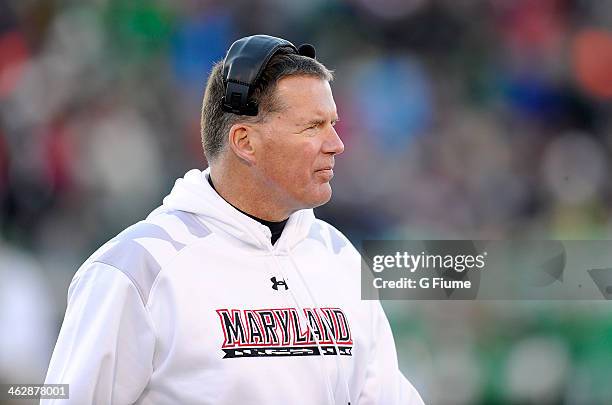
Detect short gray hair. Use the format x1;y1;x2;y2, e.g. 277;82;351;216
200;47;333;162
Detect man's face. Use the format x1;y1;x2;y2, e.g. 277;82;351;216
252;75;344;213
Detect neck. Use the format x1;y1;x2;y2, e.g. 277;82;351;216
209;159;293;222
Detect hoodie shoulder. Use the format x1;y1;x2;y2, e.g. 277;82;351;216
305;218;358;257
85;210;211;303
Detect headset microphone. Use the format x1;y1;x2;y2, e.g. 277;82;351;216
297;43;316;59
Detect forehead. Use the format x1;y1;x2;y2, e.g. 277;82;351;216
273;75;336;120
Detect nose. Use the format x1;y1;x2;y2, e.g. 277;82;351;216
323;126;344;156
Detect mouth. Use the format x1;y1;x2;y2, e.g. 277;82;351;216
315;165;334;173
315;167;334;180
316;161;334;171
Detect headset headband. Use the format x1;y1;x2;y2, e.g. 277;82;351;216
221;35;316;116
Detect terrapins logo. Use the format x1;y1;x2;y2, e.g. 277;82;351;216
216;307;353;358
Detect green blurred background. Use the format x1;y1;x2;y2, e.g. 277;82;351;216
1;0;612;403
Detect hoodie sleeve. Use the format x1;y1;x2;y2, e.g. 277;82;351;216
42;262;155;405
357;301;425;405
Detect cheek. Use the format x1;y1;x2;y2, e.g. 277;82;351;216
260;150;302;186
278;160;313;186
294;151;320;182
266;142;318;179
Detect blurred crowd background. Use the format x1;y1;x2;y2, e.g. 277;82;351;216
1;0;612;403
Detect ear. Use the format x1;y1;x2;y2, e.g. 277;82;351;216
228;123;257;164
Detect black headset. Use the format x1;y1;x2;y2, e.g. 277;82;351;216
221;35;316;116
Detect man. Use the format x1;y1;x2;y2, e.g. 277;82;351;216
44;35;424;405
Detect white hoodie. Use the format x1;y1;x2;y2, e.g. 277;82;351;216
43;168;424;405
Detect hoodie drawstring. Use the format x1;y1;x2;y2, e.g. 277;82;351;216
268;251;338;405
287;254;353;405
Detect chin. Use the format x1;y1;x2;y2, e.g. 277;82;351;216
302;186;333;209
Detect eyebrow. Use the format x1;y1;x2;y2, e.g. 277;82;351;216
301;116;340;126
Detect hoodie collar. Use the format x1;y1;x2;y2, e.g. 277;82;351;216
148;168;315;252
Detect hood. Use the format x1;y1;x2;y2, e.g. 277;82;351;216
148;168;315;252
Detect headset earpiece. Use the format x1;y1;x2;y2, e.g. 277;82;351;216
221;35;316;116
